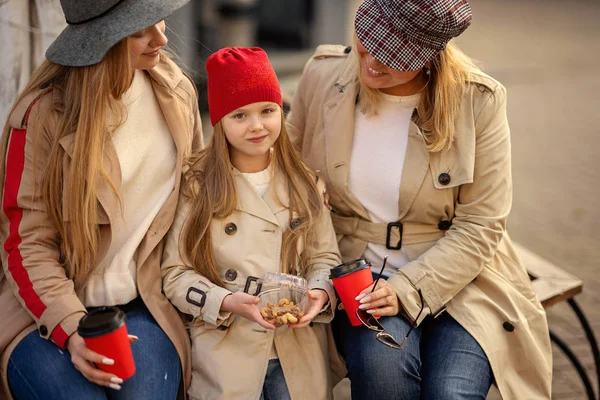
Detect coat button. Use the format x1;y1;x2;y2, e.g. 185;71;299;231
224;222;237;235
185;314;194;323
290;218;302;230
438;173;451;186
503;321;515;332
39;325;48;336
344;46;352;54
438;220;452;231
225;269;238;281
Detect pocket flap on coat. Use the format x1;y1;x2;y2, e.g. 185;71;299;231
429;139;475;190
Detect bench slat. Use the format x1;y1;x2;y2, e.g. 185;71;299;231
513;242;583;308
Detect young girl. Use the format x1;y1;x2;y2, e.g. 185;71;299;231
161;47;341;400
0;1;201;399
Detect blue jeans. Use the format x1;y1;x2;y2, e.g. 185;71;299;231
332;307;493;399
260;359;291;400
8;297;181;400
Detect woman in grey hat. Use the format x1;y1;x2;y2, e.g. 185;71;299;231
288;0;552;398
0;0;202;399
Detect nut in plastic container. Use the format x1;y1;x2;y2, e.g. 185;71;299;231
257;273;309;327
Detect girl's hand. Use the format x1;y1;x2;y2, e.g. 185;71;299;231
291;289;329;329
66;333;124;390
356;279;400;317
221;292;276;330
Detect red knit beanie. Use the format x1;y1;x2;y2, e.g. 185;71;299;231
206;47;282;126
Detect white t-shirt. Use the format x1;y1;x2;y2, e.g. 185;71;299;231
348;92;419;276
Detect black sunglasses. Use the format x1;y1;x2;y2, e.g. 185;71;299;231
355;256;425;350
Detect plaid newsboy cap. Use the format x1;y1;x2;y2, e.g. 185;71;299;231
355;0;472;71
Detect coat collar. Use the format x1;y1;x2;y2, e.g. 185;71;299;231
146;53;184;89
322;57;430;222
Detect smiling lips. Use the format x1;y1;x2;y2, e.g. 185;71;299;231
368;67;385;75
248;135;267;143
144;48;161;57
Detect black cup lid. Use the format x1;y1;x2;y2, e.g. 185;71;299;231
329;259;371;279
78;306;125;338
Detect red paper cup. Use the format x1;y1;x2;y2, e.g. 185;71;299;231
78;307;136;380
330;259;375;326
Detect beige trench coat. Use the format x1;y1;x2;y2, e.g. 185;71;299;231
161;166;343;400
0;55;202;400
286;45;553;400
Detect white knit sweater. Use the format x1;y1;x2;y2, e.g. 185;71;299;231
83;70;177;306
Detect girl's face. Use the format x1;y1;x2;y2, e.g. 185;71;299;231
356;38;425;96
129;21;168;70
222;101;282;173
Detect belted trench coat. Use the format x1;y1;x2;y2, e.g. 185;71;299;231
0;55;202;400
286;45;553;399
161;166;344;400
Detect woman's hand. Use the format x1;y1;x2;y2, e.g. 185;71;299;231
291;289;329;329
356;279;401;317
66;333;124;390
221;292;276;330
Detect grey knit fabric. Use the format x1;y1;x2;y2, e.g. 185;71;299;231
46;0;189;66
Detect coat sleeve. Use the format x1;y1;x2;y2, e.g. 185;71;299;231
161;188;233;327
388;84;512;325
1;96;86;349
303;180;341;323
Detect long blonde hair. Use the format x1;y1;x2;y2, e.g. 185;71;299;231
181;112;322;287
356;39;481;152
0;39;133;287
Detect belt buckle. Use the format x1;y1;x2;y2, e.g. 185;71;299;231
243;276;262;296
386;222;403;250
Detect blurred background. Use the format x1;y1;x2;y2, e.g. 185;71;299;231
1;1;598;398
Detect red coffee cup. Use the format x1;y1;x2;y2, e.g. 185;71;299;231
78;307;136;380
330;259;375;326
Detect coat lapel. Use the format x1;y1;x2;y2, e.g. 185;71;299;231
234;170;281;226
58;133;121;224
397;121;430;220
322;61;370;221
321;56;431;223
148;60;188;171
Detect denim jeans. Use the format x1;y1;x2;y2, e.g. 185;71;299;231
332;306;493;399
8;297;181;400
260;359;291;400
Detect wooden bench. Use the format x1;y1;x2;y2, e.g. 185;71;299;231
514;243;583;308
514;243;598;400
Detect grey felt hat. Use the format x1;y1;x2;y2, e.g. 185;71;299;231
46;0;190;67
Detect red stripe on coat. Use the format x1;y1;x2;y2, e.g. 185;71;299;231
3;110;71;348
3;127;47;318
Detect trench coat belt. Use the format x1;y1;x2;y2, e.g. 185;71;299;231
331;213;445;246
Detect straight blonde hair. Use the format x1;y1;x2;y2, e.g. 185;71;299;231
355;39;481;152
181;112;322;287
0;39;133;287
